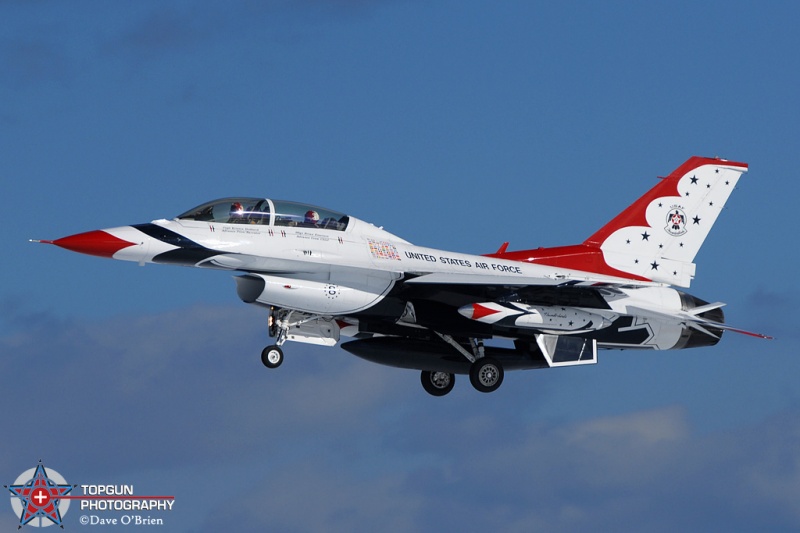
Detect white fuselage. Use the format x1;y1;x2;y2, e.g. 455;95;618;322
109;216;652;288
93;215;697;350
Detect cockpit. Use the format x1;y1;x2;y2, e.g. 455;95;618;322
176;198;350;231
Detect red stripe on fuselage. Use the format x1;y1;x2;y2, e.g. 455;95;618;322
485;243;651;282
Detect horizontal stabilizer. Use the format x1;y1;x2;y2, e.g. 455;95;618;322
686;301;726;316
625;304;772;340
689;318;773;340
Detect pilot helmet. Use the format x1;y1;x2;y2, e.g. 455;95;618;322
304;210;320;223
231;202;244;214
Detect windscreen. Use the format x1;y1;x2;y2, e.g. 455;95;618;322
177;198;270;224
272;200;349;231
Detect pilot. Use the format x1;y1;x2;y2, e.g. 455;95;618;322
229;202;245;223
303;210;320;227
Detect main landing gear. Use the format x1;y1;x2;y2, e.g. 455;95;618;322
419;334;505;396
469;357;503;393
418;356;504;397
420;371;455;396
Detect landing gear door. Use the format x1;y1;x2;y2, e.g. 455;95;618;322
285;317;340;346
536;334;597;367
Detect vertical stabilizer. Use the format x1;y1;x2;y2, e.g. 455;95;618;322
584;156;748;287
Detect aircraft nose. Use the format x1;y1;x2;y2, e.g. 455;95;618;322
49;229;138;258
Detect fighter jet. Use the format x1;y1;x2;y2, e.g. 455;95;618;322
36;156;770;395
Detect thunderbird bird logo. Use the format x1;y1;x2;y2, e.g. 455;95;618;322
665;207;688;236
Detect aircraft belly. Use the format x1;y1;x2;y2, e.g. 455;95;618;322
341;337;549;374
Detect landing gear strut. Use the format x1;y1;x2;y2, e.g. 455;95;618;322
261;308;287;369
431;333;505;394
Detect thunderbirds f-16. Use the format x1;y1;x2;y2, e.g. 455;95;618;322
36;156;770;395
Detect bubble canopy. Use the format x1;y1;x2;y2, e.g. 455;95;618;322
176;198;350;231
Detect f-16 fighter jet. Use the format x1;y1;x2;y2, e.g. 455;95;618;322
37;156;770;395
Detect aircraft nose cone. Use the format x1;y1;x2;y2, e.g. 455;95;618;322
51;230;137;258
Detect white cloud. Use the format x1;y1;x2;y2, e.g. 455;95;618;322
199;459;424;533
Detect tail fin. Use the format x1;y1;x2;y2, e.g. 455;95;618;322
584;156;748;287
487;156;748;288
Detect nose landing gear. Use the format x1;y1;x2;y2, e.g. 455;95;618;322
261;345;284;368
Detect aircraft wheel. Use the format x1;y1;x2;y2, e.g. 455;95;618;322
469;358;504;393
261;345;284;369
420;371;455;397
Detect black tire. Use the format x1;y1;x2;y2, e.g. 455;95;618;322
261;345;284;369
420;371;455;396
469;358;504;393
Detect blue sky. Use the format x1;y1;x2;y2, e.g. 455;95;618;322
2;1;799;531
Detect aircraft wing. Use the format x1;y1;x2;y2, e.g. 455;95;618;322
402;270;657;288
404;272;566;287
